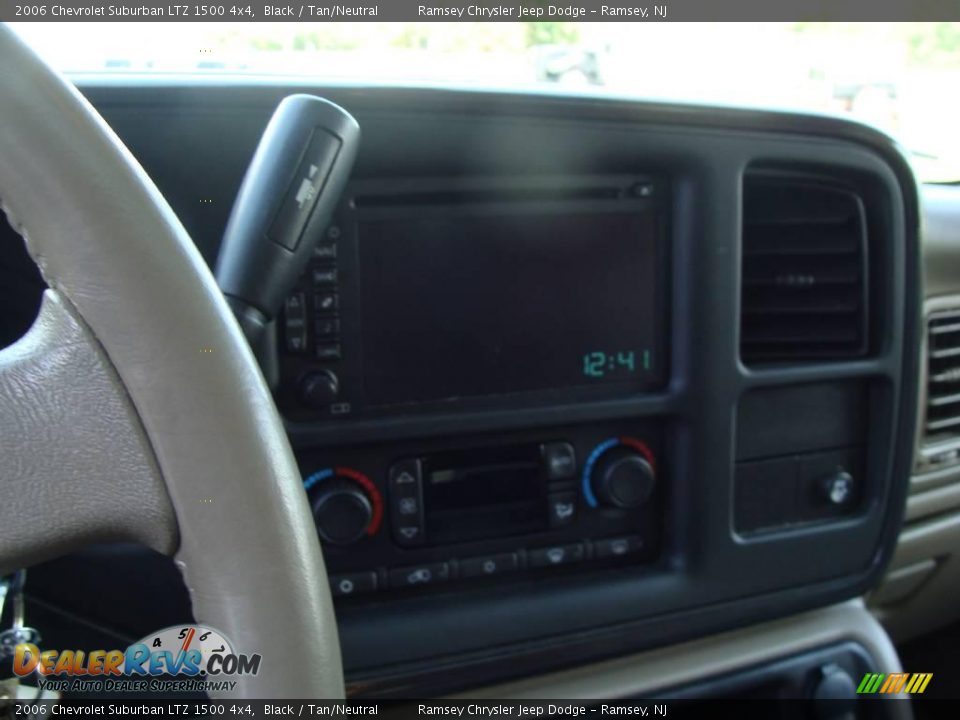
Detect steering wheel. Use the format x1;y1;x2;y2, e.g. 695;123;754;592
0;26;344;697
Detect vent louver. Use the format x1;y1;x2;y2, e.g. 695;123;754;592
921;311;960;470
740;176;869;364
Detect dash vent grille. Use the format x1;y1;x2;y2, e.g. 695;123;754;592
920;310;960;471
740;176;869;364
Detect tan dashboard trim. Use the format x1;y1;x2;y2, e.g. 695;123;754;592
873;287;960;640
907;479;960;522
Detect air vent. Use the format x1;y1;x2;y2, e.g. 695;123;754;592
920;310;960;470
740;176;869;364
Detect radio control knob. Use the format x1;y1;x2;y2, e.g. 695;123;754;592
300;369;339;408
311;480;373;545
592;448;655;509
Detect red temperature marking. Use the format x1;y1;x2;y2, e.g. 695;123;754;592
619;437;657;473
335;467;383;535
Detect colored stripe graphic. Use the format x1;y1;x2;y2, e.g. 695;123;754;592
905;673;933;695
857;673;884;694
880;673;907;693
858;672;932;694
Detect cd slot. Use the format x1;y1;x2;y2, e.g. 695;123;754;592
353;185;622;209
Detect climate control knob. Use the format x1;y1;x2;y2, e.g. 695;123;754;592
303;467;383;545
583;438;657;509
311;481;372;545
593;449;655;508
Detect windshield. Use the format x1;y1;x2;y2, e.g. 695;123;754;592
13;21;960;182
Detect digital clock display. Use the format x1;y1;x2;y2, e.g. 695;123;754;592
582;350;651;379
359;208;663;405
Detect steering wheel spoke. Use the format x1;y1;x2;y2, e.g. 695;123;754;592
0;290;176;573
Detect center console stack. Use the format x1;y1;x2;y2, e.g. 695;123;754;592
277;175;669;595
252;91;919;696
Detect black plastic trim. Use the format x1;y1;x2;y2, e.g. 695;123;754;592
73;82;921;697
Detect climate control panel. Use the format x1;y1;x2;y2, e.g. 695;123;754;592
298;422;665;600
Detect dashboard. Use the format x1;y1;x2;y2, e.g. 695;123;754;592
3;82;934;697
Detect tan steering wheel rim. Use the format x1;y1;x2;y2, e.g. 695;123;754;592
0;24;344;698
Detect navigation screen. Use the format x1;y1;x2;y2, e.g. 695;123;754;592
358;210;663;406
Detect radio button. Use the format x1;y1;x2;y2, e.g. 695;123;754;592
529;543;585;568
313;242;338;260
389;562;450;589
460;553;519;579
315;343;342;361
284;292;308;353
312;267;338;287
594;535;644;559
315;317;340;339
315;292;339;315
542;442;577;480
329;571;377;598
547;492;577;528
284;292;306;320
389;460;425;547
285;324;307;353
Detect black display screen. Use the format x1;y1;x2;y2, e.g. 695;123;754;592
358;210;662;406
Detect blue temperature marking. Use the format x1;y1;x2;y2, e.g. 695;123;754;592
582;438;620;508
303;468;335;491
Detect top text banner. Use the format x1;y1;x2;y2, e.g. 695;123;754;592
1;1;959;22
